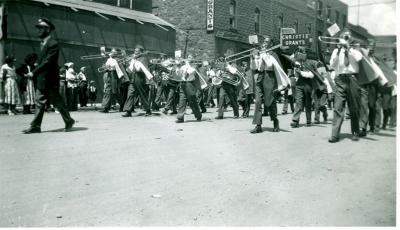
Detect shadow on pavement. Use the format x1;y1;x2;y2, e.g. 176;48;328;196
44;127;88;133
341;133;378;141
262;127;291;133
371;132;396;138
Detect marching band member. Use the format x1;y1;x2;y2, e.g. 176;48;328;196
313;61;329;124
175;54;202;123
357;40;381;136
122;45;153;117
237;61;254;118
197;61;209;113
214;58;240;120
160;59;180;115
328;30;363;143
289;48;315;127
205;63;217;108
99;48;124;113
281;69;296;115
250;36;289;134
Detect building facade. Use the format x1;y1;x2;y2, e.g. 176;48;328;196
153;0;348;60
1;0;176;100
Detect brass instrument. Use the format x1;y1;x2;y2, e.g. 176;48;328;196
224;44;282;63
318;35;351;46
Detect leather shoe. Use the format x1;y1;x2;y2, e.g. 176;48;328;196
121;112;132;117
314;120;320;124
306;122;312;127
175;119;184;123
215;116;223;120
23;127;41;134
144;111;152;116
161;109;168;115
233;115;239;119
196;117;202;121
290;121;299;128
359;129;367;137
282;111;288;115
65;119;75;132
328;137;339;143
250;125;262;134
99;109;109;113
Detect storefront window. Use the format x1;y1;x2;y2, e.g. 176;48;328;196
229;0;236;29
254;8;260;34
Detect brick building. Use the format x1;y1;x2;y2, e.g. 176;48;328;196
153;0;348;60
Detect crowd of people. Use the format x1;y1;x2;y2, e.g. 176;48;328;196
95;29;397;142
0;56;98;115
0;18;397;143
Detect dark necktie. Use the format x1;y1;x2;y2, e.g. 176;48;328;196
344;49;350;67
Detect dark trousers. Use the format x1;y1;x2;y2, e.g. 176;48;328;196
164;83;178;112
331;74;361;138
31;89;73;128
154;83;167;109
206;85;216;106
292;80;313;123
123;75;151;113
66;87;78;111
79;84;88;107
282;89;295;113
119;81;129;110
314;89;328;122
217;82;239;117
177;81;202;121
359;83;377;130
239;94;252;117
197;89;207;112
252;71;278;125
148;84;159;110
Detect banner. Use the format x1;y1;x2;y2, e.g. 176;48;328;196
206;0;214;32
281;33;311;48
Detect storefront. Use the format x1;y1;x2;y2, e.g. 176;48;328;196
1;0;176;100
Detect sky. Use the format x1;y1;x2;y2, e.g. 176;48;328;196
339;0;396;35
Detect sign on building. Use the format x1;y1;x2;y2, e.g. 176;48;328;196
327;23;341;37
281;33;311;48
206;0;214;32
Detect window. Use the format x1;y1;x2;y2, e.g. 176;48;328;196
342;15;347;28
254;8;260;33
294;20;298;33
118;0;131;8
336;10;340;23
278;14;284;29
327;5;331;21
318;0;323;17
306;23;312;34
229;0;236;29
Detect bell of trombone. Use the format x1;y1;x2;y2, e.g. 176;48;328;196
318;36;348;45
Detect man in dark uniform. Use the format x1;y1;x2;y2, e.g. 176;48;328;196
250;36;288;133
23;18;75;134
122;45;152;117
175;54;202;123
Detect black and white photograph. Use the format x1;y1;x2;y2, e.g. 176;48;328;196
0;0;397;227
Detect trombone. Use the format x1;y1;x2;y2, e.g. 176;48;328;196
224;44;282;63
318;35;351;46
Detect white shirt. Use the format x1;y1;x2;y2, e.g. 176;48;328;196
66;67;77;88
105;57;119;71
330;48;363;75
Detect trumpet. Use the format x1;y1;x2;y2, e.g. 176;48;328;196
224;44;282;63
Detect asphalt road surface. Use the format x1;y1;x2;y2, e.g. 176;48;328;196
0;105;396;226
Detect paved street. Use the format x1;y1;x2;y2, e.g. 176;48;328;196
0;105;396;226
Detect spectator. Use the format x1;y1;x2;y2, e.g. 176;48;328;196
78;66;88;107
1;56;20;115
16;53;38;114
